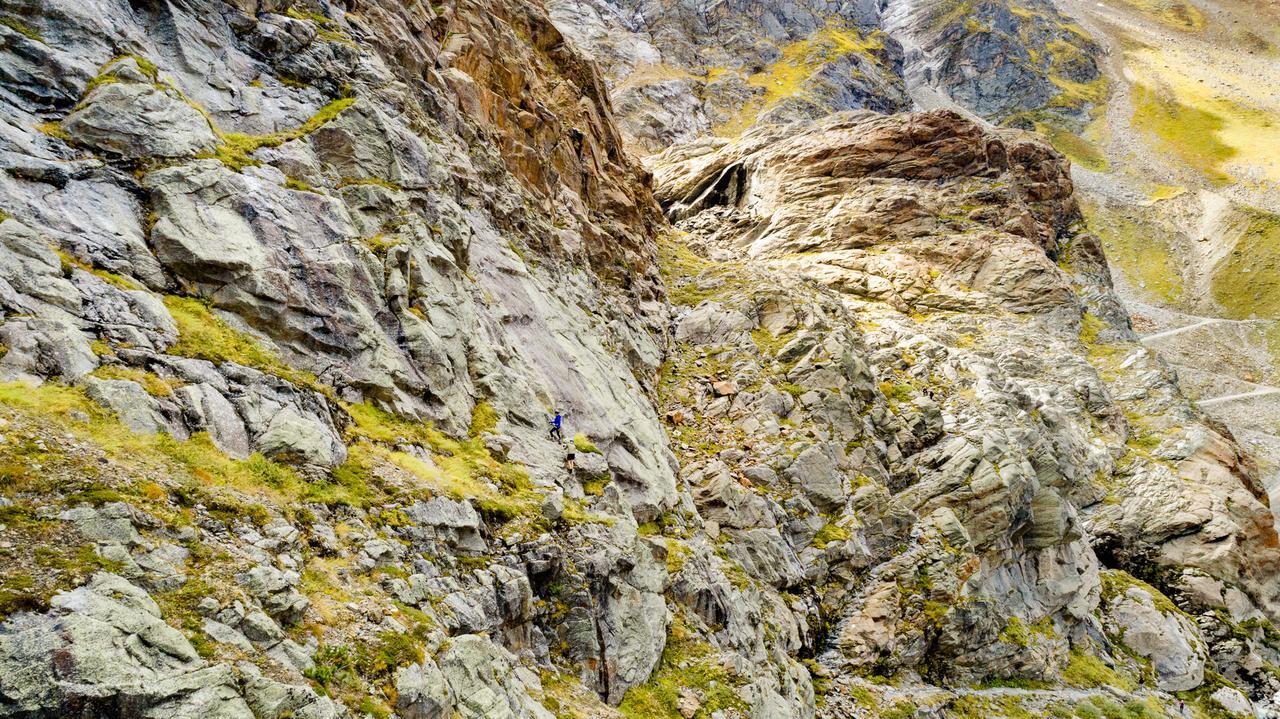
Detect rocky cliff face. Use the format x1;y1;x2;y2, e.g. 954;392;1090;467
545;0;1104;151
1;0;1278;719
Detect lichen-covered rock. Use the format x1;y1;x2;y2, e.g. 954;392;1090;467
437;635;553;719
396;660;454;719
1100;573;1208;691
0;0;1275;717
82;376;172;435
0;573;252;717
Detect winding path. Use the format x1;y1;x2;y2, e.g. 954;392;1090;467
1198;388;1280;407
1139;318;1227;343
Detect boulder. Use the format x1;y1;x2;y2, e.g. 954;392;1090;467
784;446;847;513
674;302;753;345
175;383;251;458
1101;573;1208;691
62;59;219;159
436;635;554;719
396;660;455;719
0;573;254;717
256;407;339;468
82;376;171;434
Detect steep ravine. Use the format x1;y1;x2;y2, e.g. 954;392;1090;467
1;1;1280;719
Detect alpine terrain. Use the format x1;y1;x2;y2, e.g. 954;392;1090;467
0;0;1277;717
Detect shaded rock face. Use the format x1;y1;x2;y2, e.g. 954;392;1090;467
881;0;1105;121
547;0;1103;152
0;572;338;718
548;0;912;151
0;0;680;711
0;0;680;497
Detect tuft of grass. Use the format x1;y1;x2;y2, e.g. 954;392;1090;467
1100;569;1186;617
468;400;498;438
304;628;425;715
1038;123;1108;172
1080;201;1182;303
344;401;439;446
581;475;609;496
284;176;321;194
878;381;913;403
335;176;403;192
1078;310;1110;346
162;295;329;396
1131;84;1235;185
0;16;43;42
0;381;307;507
715;24;888;136
1149;184;1185;201
1210;209;1280;322
198;97;356;171
306;446;380;508
359;233;400;257
1114;0;1204;30
37;121;70;143
54;248;143;291
79;54;161;98
572;433;599;454
91;364;182;397
810;521;850;549
344;401;540;522
1062;647;1137;691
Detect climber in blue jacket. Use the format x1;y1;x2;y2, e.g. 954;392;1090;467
549;411;563;441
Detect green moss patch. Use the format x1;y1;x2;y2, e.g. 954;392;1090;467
1210;208;1280;321
163;295;329;396
198;97;356;171
1038;123;1109;172
572;433;599;454
1114;0;1205;31
0;17;43;42
1131;84;1235;185
617;615;750;719
1062;647;1138;690
1081;201;1183;304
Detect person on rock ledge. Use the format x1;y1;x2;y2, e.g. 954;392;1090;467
549;411;563;442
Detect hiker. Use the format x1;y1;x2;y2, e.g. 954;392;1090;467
564;451;576;472
1178;700;1186;716
549;411;563;441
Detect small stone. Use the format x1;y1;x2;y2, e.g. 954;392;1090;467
540;490;565;522
712;380;738;397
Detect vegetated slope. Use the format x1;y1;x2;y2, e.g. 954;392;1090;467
1;2;1280;719
1042;0;1280;501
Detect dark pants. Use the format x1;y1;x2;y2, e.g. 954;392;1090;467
550;425;562;441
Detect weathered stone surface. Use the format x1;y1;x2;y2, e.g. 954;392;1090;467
62;59;219;159
396;660;454;719
0;573;254;718
1100;574;1208;692
0;0;1276;717
175;382;251;458
784;446;847;513
82;376;171;435
436;635;554;719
